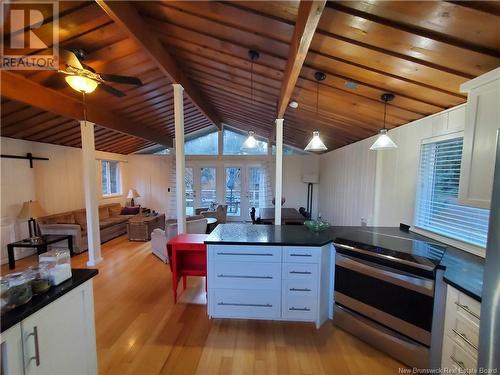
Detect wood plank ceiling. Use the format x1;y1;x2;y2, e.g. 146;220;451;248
1;1;499;154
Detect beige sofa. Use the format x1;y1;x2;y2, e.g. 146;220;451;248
38;203;138;253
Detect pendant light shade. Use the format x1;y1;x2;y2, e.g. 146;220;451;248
65;75;98;93
305;131;327;152
305;71;328;152
241;130;257;150
370;93;397;151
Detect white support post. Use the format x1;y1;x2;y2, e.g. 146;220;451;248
275;118;284;225
173;84;186;234
80;120;102;266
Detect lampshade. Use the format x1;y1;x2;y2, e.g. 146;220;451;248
370;129;398;150
304;131;327;152
127;189;140;199
241;130;257;150
302;174;319;184
18;200;45;220
65;75;98;94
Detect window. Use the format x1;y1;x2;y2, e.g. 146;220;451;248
272;144;308;155
101;160;121;196
200;167;217;207
223;128;268;155
185;131;218;155
414;137;489;248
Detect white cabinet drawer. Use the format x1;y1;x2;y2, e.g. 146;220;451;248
284;247;320;263
446;286;480;325
283;262;318;280
212;261;281;290
209;245;281;262
282;294;317;321
283;279;318;296
442;335;477;371
211;289;281;319
448;315;479;353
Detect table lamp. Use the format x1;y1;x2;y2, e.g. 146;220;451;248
127;189;140;206
18;200;45;242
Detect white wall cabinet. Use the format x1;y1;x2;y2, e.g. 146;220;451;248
0;280;97;375
459;67;500;209
207;244;331;328
441;285;480;372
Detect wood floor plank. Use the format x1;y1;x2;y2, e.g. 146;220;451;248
1;235;406;374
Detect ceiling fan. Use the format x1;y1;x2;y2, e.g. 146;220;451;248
56;48;143;97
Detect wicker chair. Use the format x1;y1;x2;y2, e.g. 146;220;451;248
199;204;228;224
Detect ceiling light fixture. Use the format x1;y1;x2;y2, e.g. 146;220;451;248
242;49;260;150
304;71;327;152
65;75;98;94
370;93;398;151
289;100;298;109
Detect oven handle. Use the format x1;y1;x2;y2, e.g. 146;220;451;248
336;253;434;297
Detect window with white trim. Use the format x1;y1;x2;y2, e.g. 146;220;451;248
414;136;489;248
101;160;122;197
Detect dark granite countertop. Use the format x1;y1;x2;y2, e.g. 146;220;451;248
1;268;98;333
206;224;484;302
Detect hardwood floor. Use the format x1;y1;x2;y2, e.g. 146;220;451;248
2;235;405;374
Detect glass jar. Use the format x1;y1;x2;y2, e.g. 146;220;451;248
39;249;72;285
3;271;34;310
29;265;51;295
1;278;10;314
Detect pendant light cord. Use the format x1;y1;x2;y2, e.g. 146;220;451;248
383;99;387;131
316;79;319;122
250;57;253;105
82;91;87;124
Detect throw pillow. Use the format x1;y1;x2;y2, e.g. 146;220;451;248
121;206;140;215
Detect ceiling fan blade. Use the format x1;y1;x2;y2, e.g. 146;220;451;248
43;73;67;90
59;49;83;69
99;73;143;86
99;83;126;97
81;62;96;73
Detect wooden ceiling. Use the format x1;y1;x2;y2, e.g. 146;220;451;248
1;1;499;154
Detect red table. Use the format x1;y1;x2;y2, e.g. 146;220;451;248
167;233;208;303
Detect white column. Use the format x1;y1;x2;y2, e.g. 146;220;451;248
275;118;284;225
80;120;102;266
173;84;186;234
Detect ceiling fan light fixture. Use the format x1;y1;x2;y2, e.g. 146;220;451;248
304;131;327;152
241;130;258;150
65;75;98;94
370;129;398;150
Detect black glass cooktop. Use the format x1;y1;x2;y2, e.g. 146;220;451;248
334;230;446;270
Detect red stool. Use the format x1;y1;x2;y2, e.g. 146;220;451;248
167;233;208;304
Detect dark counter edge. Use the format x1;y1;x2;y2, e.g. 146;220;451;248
205;224;483;303
443;276;481;303
1;268;98;333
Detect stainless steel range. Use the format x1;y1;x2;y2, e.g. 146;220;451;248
332;230;446;369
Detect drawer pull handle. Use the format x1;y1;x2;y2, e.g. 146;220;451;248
289;307;311;311
450;355;466;370
218;302;272;308
290;271;312;275
217;274;273;279
452;328;478;351
455;301;480;320
217;252;274;256
290;253;312;257
290;288;312;292
28;326;41;367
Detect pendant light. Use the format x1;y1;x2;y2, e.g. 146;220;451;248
242;50;260;150
305;71;327;152
370;93;398;150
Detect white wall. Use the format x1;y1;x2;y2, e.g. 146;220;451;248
0;137;131;263
318;104;467;229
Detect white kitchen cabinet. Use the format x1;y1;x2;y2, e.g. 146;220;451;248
1;324;24;375
207;244;331;328
441;284;481;372
459;67;500;209
0;279;97;375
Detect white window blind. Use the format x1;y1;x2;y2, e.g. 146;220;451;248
415;137;489;248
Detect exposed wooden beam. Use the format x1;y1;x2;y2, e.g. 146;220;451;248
276;0;326;119
96;0;222;129
1;71;172;147
326;2;500;58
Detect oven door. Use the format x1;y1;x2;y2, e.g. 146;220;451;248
335;253;434;346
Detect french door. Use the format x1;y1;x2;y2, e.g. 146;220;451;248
185;166;217;216
225;165;266;221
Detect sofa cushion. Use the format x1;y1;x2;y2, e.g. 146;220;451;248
73;210;87;231
108;204;122;217
99;206;110;220
99;216;128;229
121;206;140;215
